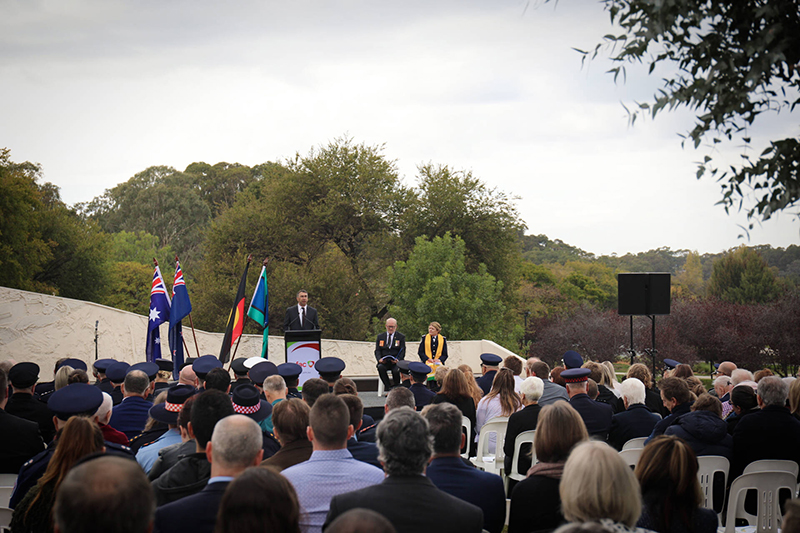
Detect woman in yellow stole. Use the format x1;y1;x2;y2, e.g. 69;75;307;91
417;322;448;378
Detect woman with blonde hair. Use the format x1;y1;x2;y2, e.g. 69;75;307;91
509;401;589;533
417;321;448;372
789;378;800;421
626;363;665;417
601;361;622;396
11;417;105;533
53;366;73;391
560;440;647;533
476;368;522;452
458;364;484;408
635;435;717;533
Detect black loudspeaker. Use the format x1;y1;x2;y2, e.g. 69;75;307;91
618;273;671;316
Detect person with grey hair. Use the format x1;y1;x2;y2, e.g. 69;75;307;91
424;403;506;533
108;369;155;439
154;415;263;533
713;375;734;418
324;407;484;533
731;375;800;479
54;455;155;533
504;376;544;478
358;386;415;443
95;391;130;446
607;378;661;451
731;369;754;387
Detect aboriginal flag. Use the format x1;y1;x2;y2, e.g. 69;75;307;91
219;260;250;364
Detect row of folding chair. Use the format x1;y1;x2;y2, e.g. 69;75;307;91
619;441;799;533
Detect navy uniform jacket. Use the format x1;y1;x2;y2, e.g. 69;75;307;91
283;305;319;331
569;393;613;440
375;331;406;362
110;386;124;405
287;387;302;400
427;456;506;533
476;371;497;396
95;378;115;394
418;335;448;365
10;440;133;509
607;403;661;451
358;422;378;443
0;409;44;475
347;437;381;468
34;382;55;403
410;383;436;411
109;396;153;440
154;480;229;533
6;393;57;443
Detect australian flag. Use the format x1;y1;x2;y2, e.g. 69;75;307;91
146;265;171;362
168;258;192;375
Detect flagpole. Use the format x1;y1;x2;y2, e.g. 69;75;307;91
225;254;253;371
187;313;201;359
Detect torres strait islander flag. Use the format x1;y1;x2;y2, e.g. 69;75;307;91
247;265;269;359
146;265;171;362
219;259;250;364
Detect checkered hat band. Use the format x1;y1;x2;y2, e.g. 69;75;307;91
564;377;587;383
165;402;182;413
233;403;260;415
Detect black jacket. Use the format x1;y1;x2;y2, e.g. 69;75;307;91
0;409;44;474
151;452;211;506
665;410;733;459
503;403;541;476
608;403;661;451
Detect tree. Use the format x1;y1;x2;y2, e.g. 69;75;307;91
388;233;510;344
108;230;175;266
80;166;212;261
582;0;800;225
183;161;260;217
673;251;705;298
101;261;153;315
402;164;525;294
0;149;52;291
707;246;781;304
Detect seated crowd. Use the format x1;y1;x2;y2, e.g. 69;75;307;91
2;349;800;533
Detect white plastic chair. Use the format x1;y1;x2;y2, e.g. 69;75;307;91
622;437;648;450
0;507;13;532
377;379;385;397
0;474;15;487
461;416;472;459
744;459;799;479
470;416;509;476
508;430;537;482
697;455;729;522
723;471;796;533
0;487;12;509
618;448;642;468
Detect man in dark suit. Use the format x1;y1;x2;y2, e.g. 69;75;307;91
91;358;117;394
425;403;505;533
608;377;661;450
154;415;264;533
283;289;320;331
0;368;45;474
6;362;56;443
375;317;406;390
324;407;484;533
476;353;502;395
340;394;381;468
564;368;613;440
731;376;800;480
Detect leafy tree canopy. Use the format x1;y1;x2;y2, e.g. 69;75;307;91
520;234;594;265
707;246;782;304
388;233;511;345
581;0;800;226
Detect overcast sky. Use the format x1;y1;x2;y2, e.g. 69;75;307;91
2;0;797;257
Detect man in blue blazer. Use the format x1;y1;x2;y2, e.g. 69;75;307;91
108;368;156;440
424;403;506;533
607;377;661;450
154;415;264;533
